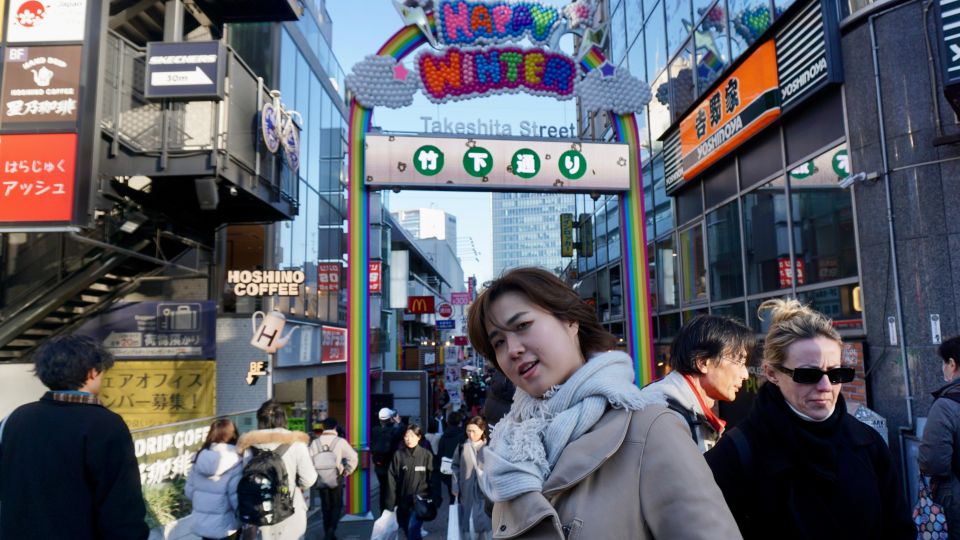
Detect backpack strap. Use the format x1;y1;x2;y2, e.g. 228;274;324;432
275;443;290;457
664;397;701;443
726;427;752;470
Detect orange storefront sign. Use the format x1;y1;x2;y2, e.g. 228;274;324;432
680;41;780;180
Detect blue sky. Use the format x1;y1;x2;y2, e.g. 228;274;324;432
326;1;579;284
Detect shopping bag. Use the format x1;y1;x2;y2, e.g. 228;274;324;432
371;509;399;540
913;477;948;539
447;503;461;540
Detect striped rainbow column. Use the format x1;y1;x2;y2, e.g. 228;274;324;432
345;17;435;516
580;47;656;386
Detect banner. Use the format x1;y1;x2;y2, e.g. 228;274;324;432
101;360;215;430
76;301;216;359
321;325;347;363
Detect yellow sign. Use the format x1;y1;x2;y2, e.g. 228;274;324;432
560;213;573;257
100;360;215;430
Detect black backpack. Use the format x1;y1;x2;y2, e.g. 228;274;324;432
237;444;295;526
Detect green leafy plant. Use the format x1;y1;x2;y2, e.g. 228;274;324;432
143;477;192;529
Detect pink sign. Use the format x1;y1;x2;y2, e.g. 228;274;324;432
451;292;471;305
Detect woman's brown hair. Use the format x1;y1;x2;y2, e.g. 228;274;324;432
194;418;239;462
466;416;489;442
467;267;615;372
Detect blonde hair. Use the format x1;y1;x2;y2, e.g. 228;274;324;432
759;299;841;369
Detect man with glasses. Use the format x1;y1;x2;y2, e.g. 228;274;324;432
703;299;913;540
640;314;755;452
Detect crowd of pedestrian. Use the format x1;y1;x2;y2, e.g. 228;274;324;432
5;265;960;539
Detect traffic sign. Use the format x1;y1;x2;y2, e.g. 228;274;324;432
437;319;456;329
438;303;453;318
145;41;226;101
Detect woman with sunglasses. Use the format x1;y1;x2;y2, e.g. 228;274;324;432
704;299;913;539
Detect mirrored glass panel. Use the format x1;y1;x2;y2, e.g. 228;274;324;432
742;176;789;294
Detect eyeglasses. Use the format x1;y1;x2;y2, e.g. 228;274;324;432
721;354;749;367
774;365;855;385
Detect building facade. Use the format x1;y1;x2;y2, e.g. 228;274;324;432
492;192;576;276
392;208;458;255
575;0;960;487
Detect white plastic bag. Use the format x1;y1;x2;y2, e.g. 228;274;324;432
371;509;399;540
447;503;461;540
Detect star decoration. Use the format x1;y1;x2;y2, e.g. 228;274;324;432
393;62;410;81
576;23;609;60
599;62;616;77
393;0;440;48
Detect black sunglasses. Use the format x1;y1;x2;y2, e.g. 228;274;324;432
774;365;855;385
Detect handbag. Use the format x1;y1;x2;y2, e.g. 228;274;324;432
440;456;454;475
913;477;949;539
447;502;462;540
414;494;437;521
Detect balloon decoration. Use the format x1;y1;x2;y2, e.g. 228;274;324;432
417;45;577;102
577;63;652;115
345;55;420;109
436;0;564;46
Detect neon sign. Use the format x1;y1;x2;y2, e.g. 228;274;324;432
418;45;576;102
437;1;562;46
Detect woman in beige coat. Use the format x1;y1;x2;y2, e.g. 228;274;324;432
466;267;741;539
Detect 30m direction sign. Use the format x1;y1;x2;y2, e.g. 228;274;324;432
145;41;226;101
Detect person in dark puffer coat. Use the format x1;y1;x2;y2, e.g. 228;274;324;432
919;335;960;528
385;424;434;540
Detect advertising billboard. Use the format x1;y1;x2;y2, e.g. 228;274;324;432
0;132;77;224
101;360;215;430
76;301;217;359
7;0;86;43
2;45;82;125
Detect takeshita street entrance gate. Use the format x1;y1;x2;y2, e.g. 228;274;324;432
343;1;654;513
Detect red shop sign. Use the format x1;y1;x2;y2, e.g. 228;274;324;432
369;261;382;294
321;325;347;364
0;133;77;224
317;263;340;292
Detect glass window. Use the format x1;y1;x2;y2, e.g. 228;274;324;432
652;156;673;237
612;1;628;65
627;37;646;81
683;307;709;322
742;176;789;294
711;301;746;322
644;163;655;240
626;0;644;46
797;284;863;332
650;70;672;141
739;128;783;190
279;30;297;98
680;224;707;303
695;5;731;92
665;0;692;55
659;312;682;339
658;235;679;308
773;0;797;18
308;74;323;190
706;201;744;300
789;145;858;286
306;186;320;264
728;0;772;55
747;297;781;333
645;2;667;81
676;181;702;225
648;242;658;310
668;40;696;117
606;199;621;260
703;158;738;209
694;0;718;24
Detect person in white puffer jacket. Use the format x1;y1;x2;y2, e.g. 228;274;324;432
185;418;243;540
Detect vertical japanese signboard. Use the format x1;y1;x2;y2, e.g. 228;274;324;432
2;45;82;125
680;41;780;181
6;0;86;43
0;133;77;223
369;261;382;294
317;263;340;292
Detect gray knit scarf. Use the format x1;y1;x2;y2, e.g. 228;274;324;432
478;350;660;502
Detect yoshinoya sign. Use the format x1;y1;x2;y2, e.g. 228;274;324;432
144;41;226;101
2;45;82;125
680;41;780;181
227;269;305;296
774;0;842;111
365;134;631;192
7;0;88;43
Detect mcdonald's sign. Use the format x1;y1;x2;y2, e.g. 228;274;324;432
407;296;435;314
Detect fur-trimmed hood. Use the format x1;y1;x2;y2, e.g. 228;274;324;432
236;428;310;453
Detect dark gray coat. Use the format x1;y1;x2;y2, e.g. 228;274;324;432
919;377;960;525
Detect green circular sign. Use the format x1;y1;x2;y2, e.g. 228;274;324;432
511;148;540;179
832;149;849;178
413;145;444;176
462;146;493;177
558;150;587;180
789;160;815;180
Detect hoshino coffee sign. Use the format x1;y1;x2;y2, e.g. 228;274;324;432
228;269;305;296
